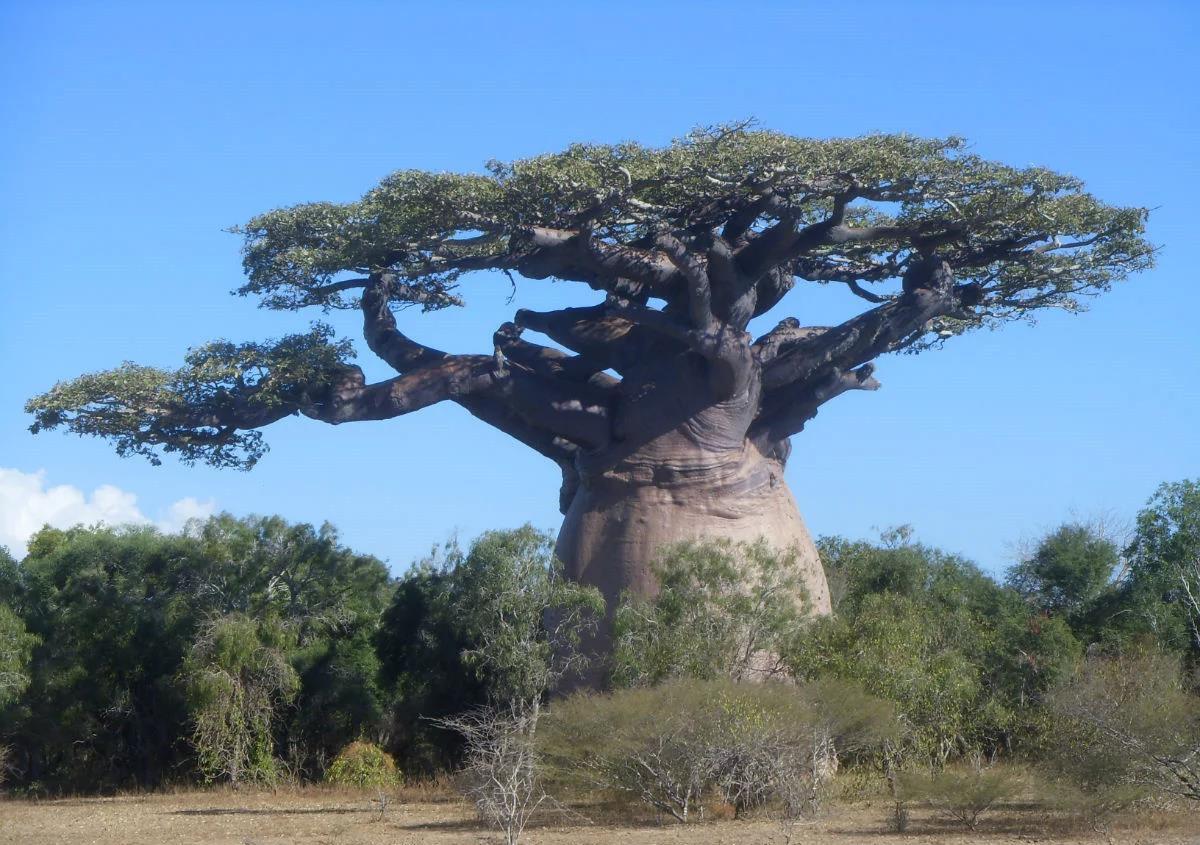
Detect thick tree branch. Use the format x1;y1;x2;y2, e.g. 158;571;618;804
361;273;450;372
299;361;504;425
498;369;612;450
604;300;754;399
655;233;715;330
734;192;851;281
760;257;963;392
512;227;681;298
751;364;881;446
360;274;608;459
752;318;829;364
513;305;641;372
493;323;618;389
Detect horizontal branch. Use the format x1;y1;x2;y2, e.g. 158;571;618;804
299;361;503;425
752;318;829;364
513;305;640;372
512;227;681;297
751;363;881;446
761;257;963;391
493;323;618;389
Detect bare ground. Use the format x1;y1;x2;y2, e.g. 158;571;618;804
2;787;1198;845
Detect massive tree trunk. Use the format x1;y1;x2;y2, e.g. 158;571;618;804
555;443;830;686
556;444;828;612
551;351;832;687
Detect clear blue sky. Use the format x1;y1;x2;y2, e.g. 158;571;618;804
2;1;1197;575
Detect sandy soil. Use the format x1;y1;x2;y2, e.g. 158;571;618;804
2;788;1197;845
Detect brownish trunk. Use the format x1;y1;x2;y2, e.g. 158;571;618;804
554;438;830;688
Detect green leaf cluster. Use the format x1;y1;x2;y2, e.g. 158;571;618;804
610;539;812;687
26;325;355;469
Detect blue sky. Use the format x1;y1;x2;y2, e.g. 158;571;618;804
2;1;1197;574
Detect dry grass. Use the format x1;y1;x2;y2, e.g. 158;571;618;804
1;785;1198;845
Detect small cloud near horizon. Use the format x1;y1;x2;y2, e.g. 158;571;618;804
0;467;216;558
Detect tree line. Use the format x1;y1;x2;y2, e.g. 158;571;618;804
0;480;1197;800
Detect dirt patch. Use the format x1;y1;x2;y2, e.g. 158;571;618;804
1;788;1196;845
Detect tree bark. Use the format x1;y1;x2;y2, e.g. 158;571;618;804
554;435;830;689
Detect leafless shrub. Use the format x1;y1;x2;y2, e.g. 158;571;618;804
433;700;545;845
0;744;13;788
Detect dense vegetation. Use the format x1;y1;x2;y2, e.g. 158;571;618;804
0;479;1197;810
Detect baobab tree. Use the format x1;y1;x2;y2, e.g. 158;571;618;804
29;126;1153;660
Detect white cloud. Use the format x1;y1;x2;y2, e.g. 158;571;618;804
0;467;216;558
159;497;218;533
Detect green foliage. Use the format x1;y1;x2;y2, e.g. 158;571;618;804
188;513;392;644
324;740;400;788
0;604;36;708
235;127;1151;333
376;527;602;772
789;592;980;763
0;515;390;791
183;614;300;785
26;325;356;469
1007;523;1119;620
6;525;206;790
449;527;603;704
794;530;1081;763
1122;480;1200;655
610;539;812;687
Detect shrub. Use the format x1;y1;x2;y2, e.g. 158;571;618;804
539;678;895;822
435;704;543;845
325;741;401;788
899;765;1022;830
183;614;299;786
1043;649;1200;803
610;539;812;687
0;744;12;788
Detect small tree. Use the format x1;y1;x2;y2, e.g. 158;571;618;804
899;763;1022;831
541;681;724;823
449;527;604;709
420;528;603;845
436;702;546;845
610;539;812;687
1007;523;1119;621
787;592;980;766
324;740;400;788
183;614;299;786
1125;480;1200;655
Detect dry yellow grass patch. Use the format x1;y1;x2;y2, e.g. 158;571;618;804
1;786;1197;845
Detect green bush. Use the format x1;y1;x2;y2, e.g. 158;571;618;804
324;741;401;788
610;539;812;687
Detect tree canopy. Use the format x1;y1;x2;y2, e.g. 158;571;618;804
28;126;1153;484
